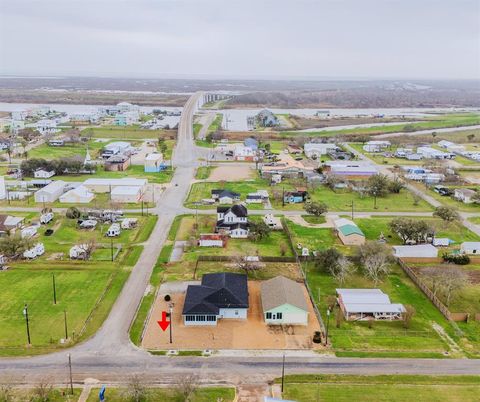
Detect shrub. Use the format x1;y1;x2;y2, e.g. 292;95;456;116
442;253;470;265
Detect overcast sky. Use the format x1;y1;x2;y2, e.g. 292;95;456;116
0;0;479;80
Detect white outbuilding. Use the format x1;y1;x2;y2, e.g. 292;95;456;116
59;185;95;204
460;242;480;255
393;244;438;259
110;186;143;203
34;180;66;203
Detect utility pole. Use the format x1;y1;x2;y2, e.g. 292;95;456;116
281;354;286;394
52;273;57;304
282;186;285;207
325;308;331;346
110;238;114;262
64;310;68;340
169;305;173;344
67;354;74;395
23;303;31;345
351;200;354;220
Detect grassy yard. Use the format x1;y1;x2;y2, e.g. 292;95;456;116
195;166;213;179
282;113;480;138
309;185;433;212
28;140;109;160
55;164;174;184
280;374;480;402
304;261;454;358
0;214;154;356
5;388;81;401
410;182;480;212
81;126;175;140
86;387;235;402
184;178;272;209
284;219;343;252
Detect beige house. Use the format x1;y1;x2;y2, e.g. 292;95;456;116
333;218;365;245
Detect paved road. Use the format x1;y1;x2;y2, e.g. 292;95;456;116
2;93;480;387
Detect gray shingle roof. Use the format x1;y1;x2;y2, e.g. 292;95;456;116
261;276;308;312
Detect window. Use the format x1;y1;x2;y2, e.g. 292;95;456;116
206;315;216;322
276;312;283;320
235;310;239;315
185;315;195;322
266;312;272;319
196;315;206;321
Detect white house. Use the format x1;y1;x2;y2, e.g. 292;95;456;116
454;188;476;204
111;186;143;203
304;143;336;158
59;185;95;204
182;273;249;326
393;244;438;259
34;180;66;203
216;205;249;238
261;276;309;325
234;145;256;161
34;169;55;179
198;234;227;247
83;178;147;193
460;242;480;255
337;289;405;321
362;140;391;153
144;153;164;172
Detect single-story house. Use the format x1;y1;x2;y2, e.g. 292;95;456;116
104;154;130;171
261;276;309;325
144;152;164;172
34;169;55;179
283;190;308;204
59;185;95;204
304;143;336;158
454;188;476;204
246;190;269;204
101;141;132;159
34;180;66;203
333;218;365;245
211;189;240;203
393;244;438;259
337;288;406;321
182;272;249;326
198;234;227;247
0;214;25;236
110;186;143;203
83;178;147;193
263;214;282;230
362;140;391;153
460;242;480;255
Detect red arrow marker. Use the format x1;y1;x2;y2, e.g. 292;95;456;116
157;311;170;331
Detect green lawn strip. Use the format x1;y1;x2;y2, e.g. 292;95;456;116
411;182;480;212
280;375;480;402
207;113;223;134
301;215;326;224
82;127;175;140
195;139;216;148
134;215;158;243
7;388;81;401
185;179;274;208
122;245;144;266
193;122;202;137
282;113;480;137
86;387;235;402
195;166;213;179
335;351;448;358
304;261;453;356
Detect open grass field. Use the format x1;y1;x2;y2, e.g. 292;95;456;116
280;374;480;402
0;214;154;356
410;182;480;212
81;126;176;140
304;261;454;358
309;186;433;212
195;166;213;179
28;140;109;160
282;113;480;137
55;164;174;184
86;387;235;402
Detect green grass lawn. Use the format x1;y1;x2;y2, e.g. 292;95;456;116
0;214;155;356
81;126;175;140
195;166;213;179
305;261;453;357
309;186;433;212
28;140;108;160
285;219;342;252
55;164;174;184
301;215;326;224
280;374;480;402
185;179;272;209
6;388;81;401
282;113;480;137
86;387;235;402
411;182;480;212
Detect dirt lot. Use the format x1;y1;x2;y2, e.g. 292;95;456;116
142;281;322;350
208;163;255;181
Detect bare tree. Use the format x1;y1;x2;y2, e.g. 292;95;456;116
357;242;392;285
403;305;416;329
439;268;469;306
78;238;97;260
0;383;13;402
331;255;355;284
175;374;198;402
123;374;148;402
231;254;262;276
31;380;54;402
420;267;444;297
